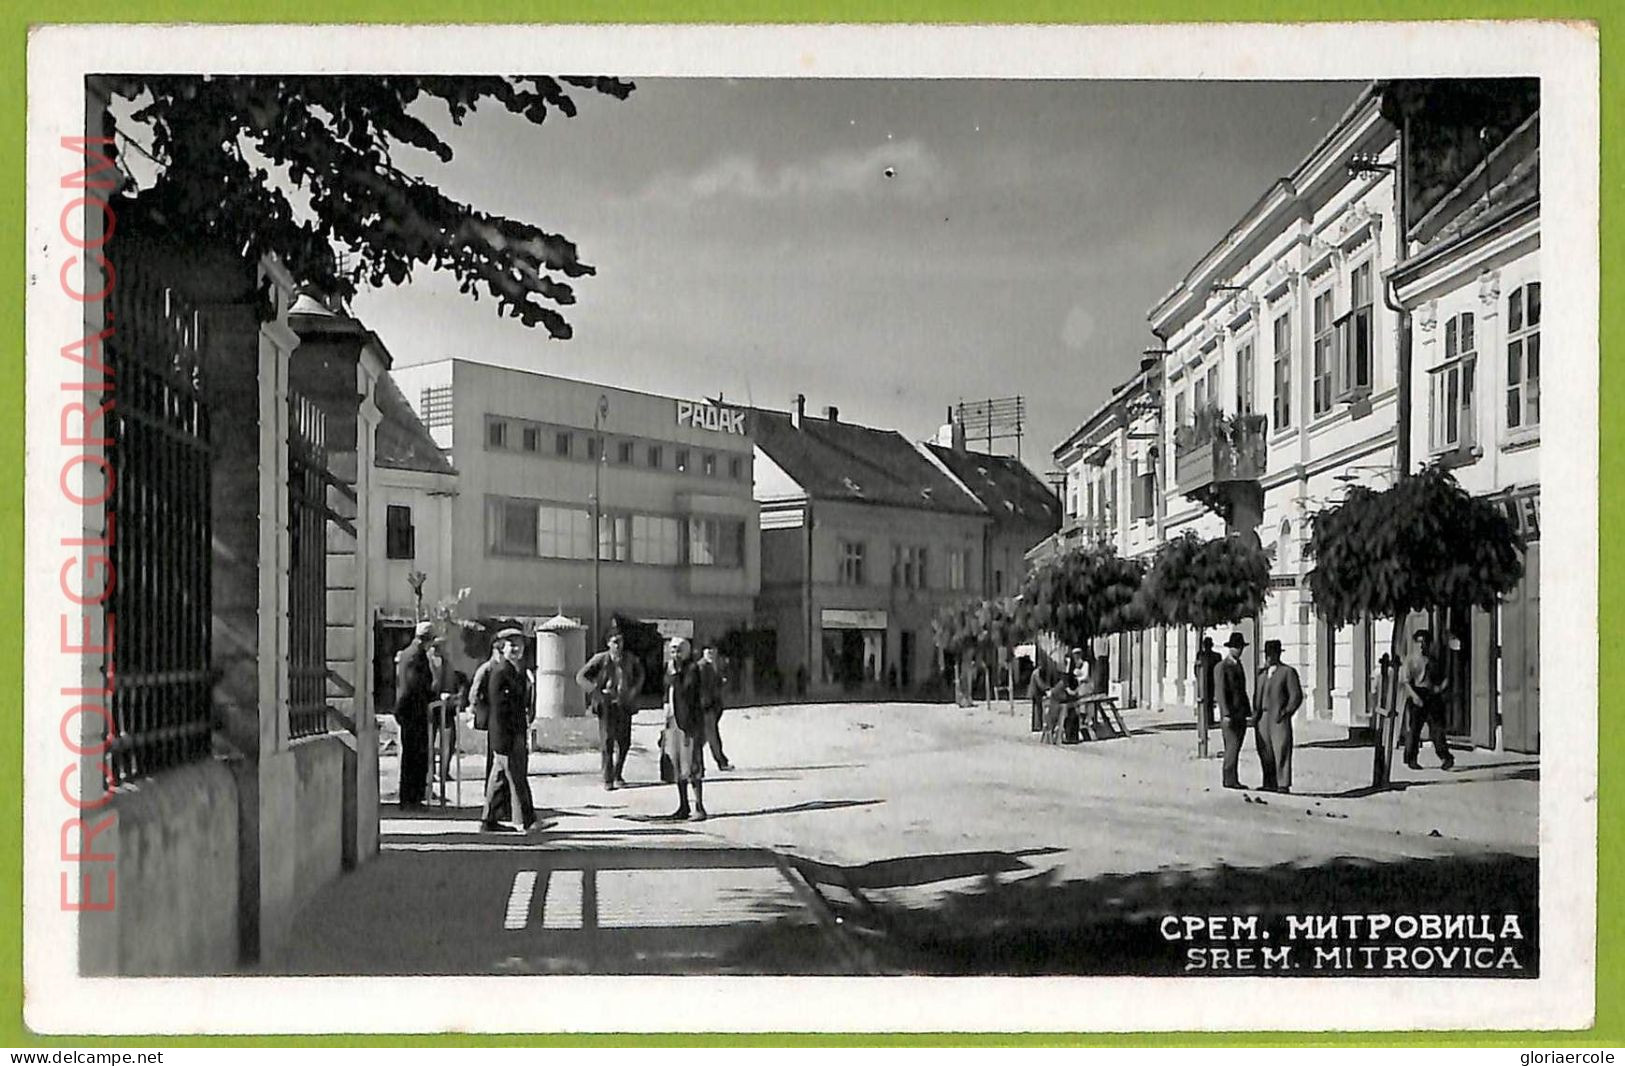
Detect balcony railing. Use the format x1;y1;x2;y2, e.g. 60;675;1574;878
1172;406;1269;495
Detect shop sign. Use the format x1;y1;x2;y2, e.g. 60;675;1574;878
1268;574;1298;590
677;400;747;435
1494;486;1540;542
646;618;695;639
822;608;888;631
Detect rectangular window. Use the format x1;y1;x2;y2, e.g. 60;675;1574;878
1336;262;1375;401
587;435;601;462
1235;341;1256;416
1192;372;1207;412
647;445;663;470
1429;311;1478;453
1106;469;1118;529
521;426;541;453
486;497;538;555
946;549;968;591
683;516;743;568
598;512;632;562
385;504;415;560
1312;288;1337;416
554;431;573;458
839;540;866;586
487;418;509;449
674;448;690;474
537;504;593;560
617;439;634;465
419;386;453;429
1174;391;1188;429
891;543;902;587
702;452;718;477
632;514;682;565
1204;366;1220;410
1506;281;1542;431
729;455;744;480
1272;312;1293;430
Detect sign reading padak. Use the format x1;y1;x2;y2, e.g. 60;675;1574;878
676;400;747;436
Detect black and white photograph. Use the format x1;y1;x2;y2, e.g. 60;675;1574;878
21;22;1598;1034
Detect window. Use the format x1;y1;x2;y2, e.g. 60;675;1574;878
838;540;866;585
946;549;968;591
632;514;682;565
994;569;1005;596
1335;260;1375;399
487;418;509;449
1174;390;1188;430
1507;281;1541;431
587;435;601;462
1429;311;1478;454
554;431;573;458
685;517;743;568
1312;288;1336;416
385;504;415;560
537;504;594;559
1132;467;1156;521
419;386;453;429
486;497;538;555
1204;365;1220;409
598;513;632;562
1192;371;1207;412
1235;341;1256;416
674;448;690;474
617;440;634;465
1106;469;1118;529
894;545;928;589
702;452;718;477
647;445;663;470
729;456;744;480
1272;312;1293;430
520;426;541;453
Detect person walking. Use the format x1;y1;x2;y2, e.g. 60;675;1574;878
697;644;734;771
1401;627;1456;772
393;621;436;810
576;629;646;791
468;640;509;820
661;637;708;821
1194;636;1222;756
1254;639;1304;793
1215;631;1253;790
479;628;537;833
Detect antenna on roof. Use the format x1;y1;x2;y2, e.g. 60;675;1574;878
953;396;1026;460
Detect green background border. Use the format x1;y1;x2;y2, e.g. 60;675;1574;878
0;2;1614;1048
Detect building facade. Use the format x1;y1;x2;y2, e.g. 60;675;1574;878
1149;86;1402;732
1391;91;1541;752
388;359;760;664
752;399;997;695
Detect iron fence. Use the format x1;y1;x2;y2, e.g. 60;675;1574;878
287;390;331;740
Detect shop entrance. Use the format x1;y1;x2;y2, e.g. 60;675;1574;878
1500;543;1540;753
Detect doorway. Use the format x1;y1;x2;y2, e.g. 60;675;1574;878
1499;543;1540;753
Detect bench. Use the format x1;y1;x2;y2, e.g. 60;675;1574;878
1075;693;1127;740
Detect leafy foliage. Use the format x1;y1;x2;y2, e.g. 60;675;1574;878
1306;464;1525;627
1015;544;1146;649
932;597;1022;660
102;74;634;337
1138;531;1270;629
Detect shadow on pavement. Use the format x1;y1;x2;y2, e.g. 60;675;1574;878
702;798;884;821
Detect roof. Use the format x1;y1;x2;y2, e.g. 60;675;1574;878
923;444;1063;534
749;409;984;516
374;370;456;476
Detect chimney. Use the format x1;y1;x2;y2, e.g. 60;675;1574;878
792;393;806;429
951;415;967;453
824;405;840;423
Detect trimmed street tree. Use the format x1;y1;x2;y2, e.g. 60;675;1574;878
1306;463;1526;786
1015;544;1146;656
101;75;634;337
1138;531;1271;631
932;597;1022;710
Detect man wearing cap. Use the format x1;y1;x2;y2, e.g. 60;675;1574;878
1214;631;1253;790
480;628;537;833
393;621;437;809
576;629;646;791
1401;628;1455;772
661;637;708;821
697;644;734;771
1254;639;1304;793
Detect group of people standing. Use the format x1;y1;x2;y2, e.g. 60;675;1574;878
391;621;735;832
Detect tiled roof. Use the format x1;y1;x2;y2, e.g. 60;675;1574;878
375;370;455;475
749;409;983;515
925;443;1063;534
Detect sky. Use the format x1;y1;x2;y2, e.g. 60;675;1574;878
350;78;1365;476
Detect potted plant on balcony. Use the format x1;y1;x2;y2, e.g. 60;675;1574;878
1307;463;1526;787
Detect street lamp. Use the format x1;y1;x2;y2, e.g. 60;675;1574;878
591;394;609;651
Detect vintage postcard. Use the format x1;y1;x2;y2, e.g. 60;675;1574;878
21;21;1598;1035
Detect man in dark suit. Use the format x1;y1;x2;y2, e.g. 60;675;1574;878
1254;639;1305;793
697;644;734;771
393;621;436;810
479;628;536;833
661;637;708;821
576;629;646;791
1215;631;1253;790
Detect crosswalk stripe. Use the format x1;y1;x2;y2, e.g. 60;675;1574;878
542;868;584;929
503;870;538;931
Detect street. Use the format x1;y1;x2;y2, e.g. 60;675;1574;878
277;699;1539;977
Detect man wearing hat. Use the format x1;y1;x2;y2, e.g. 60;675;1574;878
1401;627;1455;772
660;636;708;821
1254;639;1304;793
1214;631;1253;790
392;621;437;809
479;628;537;832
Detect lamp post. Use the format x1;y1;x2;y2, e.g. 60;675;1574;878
591;394;609;651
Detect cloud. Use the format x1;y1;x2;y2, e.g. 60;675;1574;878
639;140;946;204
